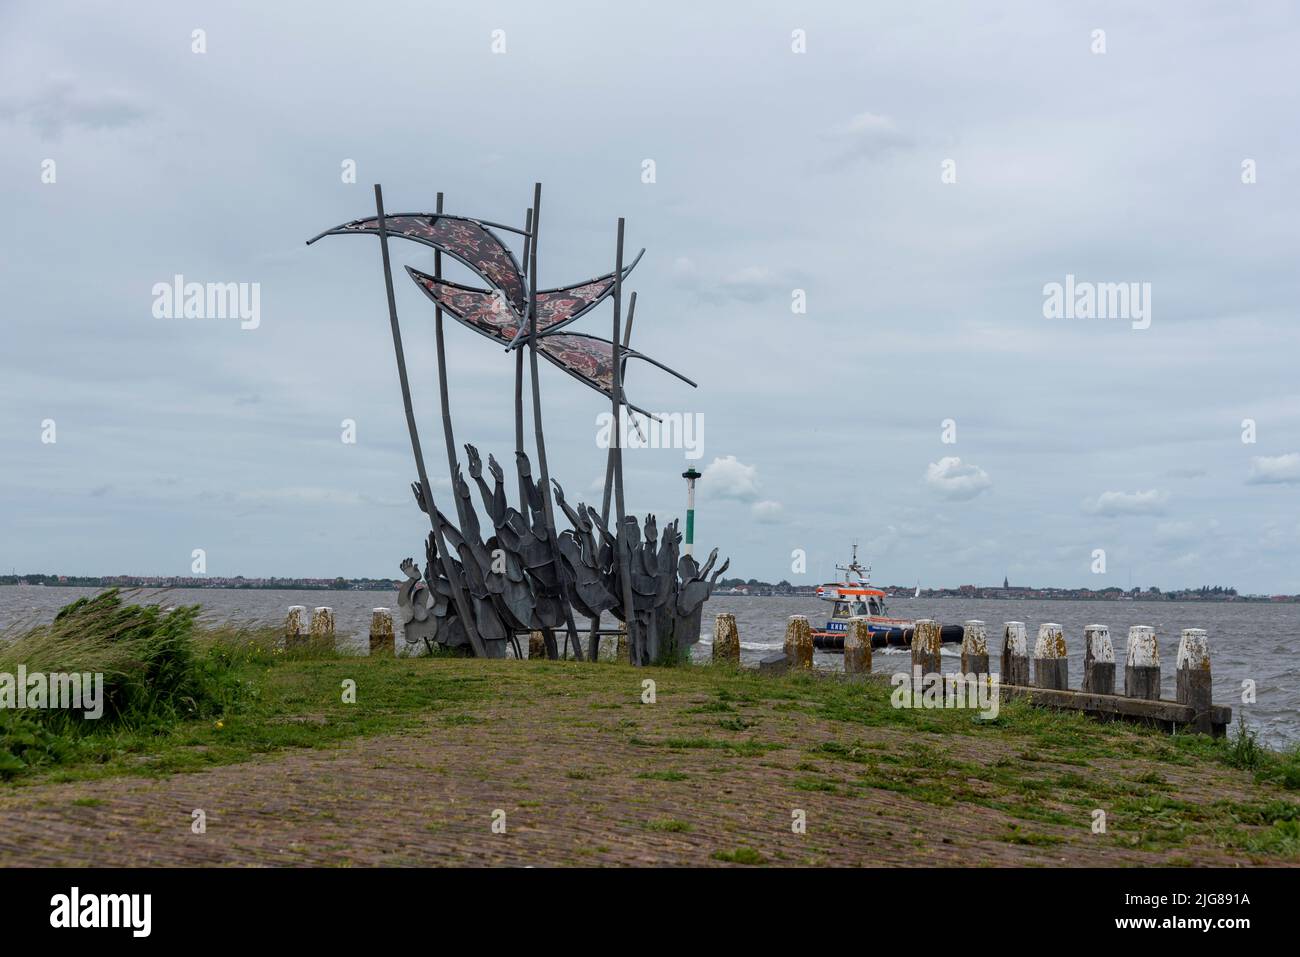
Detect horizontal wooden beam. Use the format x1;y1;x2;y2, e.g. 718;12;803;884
998;683;1230;736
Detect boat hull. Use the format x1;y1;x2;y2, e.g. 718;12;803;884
812;622;964;651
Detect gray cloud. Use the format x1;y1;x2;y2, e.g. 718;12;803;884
0;76;147;138
1084;490;1170;517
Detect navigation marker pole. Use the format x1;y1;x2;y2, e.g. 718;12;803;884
682;467;701;556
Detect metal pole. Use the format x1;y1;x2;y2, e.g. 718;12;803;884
432;192;466;530
372;184;486;658
526;183;584;661
600;291;635;526
611;218;640;663
516;208;532;524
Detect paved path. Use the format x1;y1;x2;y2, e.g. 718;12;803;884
0;687;1286;866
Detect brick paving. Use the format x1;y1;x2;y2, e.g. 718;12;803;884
0;685;1289;867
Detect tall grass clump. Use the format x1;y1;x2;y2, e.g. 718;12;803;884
0;590;253;775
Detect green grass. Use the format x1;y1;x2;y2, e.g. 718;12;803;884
711;846;766;865
643;818;692;833
4;592;1299;864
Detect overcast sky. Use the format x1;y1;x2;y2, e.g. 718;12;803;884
2;1;1299;592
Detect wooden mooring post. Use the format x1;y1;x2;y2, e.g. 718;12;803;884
1082;623;1115;694
285;605;308;650
713;613;740;664
1125;625;1161;699
844;616;872;676
784;615;813;671
1033;622;1068;690
369;607;394;657
1001;621;1029;686
309;607;335;651
1176;628;1213;735
912;619;942;674
960;620;988;677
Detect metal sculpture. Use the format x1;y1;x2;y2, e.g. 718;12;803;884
306;184;727;665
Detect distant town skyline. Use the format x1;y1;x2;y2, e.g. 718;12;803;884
4;572;1291;601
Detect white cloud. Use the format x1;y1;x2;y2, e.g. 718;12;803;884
924;457;991;501
702;455;762;502
1084;489;1169;516
1247;453;1300;485
751;500;783;523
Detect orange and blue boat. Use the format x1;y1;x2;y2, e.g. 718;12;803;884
811;545;963;651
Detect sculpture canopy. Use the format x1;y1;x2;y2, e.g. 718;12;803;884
303;189;724;665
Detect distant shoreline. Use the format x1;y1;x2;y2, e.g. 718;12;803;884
1;581;1294;603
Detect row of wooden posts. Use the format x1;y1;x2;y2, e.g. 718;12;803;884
709;613;1227;736
283;605;630;660
284;606;1226;735
284;605;394;655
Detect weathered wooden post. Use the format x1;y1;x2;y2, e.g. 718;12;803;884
1082;624;1115;694
1176;628;1212;734
285;605;308;650
1125;625;1161;699
912;619;942;675
528;630;546;660
616;622;629;663
784;615;813;671
960;620;988;677
1033;622;1068;690
712;613;740;665
369;607;394;657
844;616;872;676
309;606;335;651
1001;621;1029;686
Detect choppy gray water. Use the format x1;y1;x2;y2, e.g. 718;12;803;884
3;586;1296;749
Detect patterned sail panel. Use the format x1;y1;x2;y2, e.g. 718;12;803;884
538;333;617;395
533;277;616;333
505;249;645;349
538;332;695;401
407;268;523;343
315;213;526;310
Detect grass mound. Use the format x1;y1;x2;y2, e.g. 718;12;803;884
0;589;265;775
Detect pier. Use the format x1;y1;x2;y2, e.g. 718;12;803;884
741;615;1231;737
